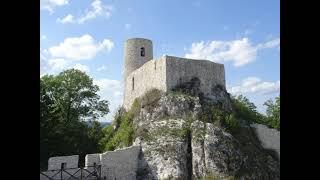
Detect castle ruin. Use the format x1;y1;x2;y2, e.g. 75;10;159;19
123;38;226;110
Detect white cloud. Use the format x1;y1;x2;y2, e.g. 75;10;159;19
48;58;68;71
257;38;280;49
48;34;114;60
93;79;124;122
57;14;74;24
41;0;69;14
73;63;90;73
228;77;280;95
41;34;113;76
57;0;113;24
125;23;131;30
185;37;280;67
97;65;107;72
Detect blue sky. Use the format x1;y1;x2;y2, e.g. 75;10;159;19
40;0;280;122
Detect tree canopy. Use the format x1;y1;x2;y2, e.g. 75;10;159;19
263;96;280;130
231;94;280;130
40;69;109;170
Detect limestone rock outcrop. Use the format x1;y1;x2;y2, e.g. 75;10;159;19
130;88;280;180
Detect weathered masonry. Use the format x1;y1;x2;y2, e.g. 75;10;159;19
123;38;226;110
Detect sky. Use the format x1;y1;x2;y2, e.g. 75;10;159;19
40;0;280;122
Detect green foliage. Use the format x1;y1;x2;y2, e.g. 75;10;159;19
197;101;241;134
231;95;265;124
100;105;137;151
40;69;108;169
263;96;280;130
224;113;240;133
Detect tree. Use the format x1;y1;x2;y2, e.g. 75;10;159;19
40;69;109;169
41;69;109;122
263;96;280;130
231;95;265;124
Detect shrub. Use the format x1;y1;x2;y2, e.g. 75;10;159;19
263;96;280;130
231;95;265;124
102;112;134;151
100;105;138;151
140;88;162;111
224;113;240;133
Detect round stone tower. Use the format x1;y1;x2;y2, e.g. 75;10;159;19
124;38;153;79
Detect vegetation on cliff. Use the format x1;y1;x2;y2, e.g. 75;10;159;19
99;88;280;152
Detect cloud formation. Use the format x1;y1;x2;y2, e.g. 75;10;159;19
73;63;90;73
228;77;280;95
41;0;69;14
48;34;114;61
185;37;280;67
57;0;113;24
41;34;113;76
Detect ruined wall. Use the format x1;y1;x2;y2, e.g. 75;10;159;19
123;55;225;110
41;147;142;180
48;155;79;170
41;155;80;180
85;153;101;172
123;56;167;110
251;123;280;160
100;146;141;180
165;56;225;96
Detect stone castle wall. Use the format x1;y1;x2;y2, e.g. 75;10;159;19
123;56;167;110
123;55;225;110
165;56;225;96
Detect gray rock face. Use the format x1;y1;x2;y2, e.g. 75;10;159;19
192;121;243;179
132;91;280;180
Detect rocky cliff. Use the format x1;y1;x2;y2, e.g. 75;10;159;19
122;84;280;179
110;85;280;180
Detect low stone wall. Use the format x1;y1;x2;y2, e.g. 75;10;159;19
48;155;79;170
85;153;101;173
42;147;142;180
251;123;280;159
100;146;141;180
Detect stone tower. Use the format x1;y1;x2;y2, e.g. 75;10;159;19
124;38;153;79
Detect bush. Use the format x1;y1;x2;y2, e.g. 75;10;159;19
100;99;142;151
140;88;162;111
224;113;240;133
231;95;265;124
263;96;280;130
